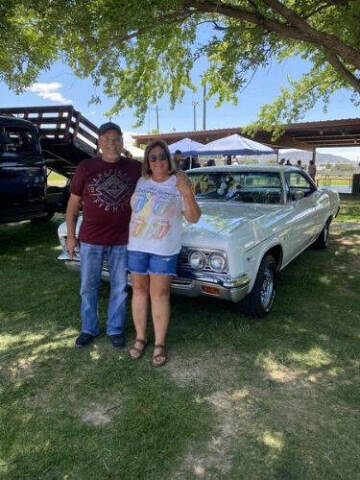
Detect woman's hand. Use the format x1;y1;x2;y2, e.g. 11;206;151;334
176;172;201;223
176;171;193;197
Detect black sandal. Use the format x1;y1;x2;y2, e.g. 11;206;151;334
151;344;168;367
128;339;147;359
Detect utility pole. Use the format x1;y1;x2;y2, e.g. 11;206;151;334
203;83;207;130
192;100;199;131
150;104;161;132
155;103;160;131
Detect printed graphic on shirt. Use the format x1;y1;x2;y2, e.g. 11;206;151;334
88;169;134;212
130;187;180;240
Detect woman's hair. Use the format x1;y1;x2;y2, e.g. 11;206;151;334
142;139;176;177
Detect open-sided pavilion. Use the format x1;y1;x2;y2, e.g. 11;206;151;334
133;118;360;159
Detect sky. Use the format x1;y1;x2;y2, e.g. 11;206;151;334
1;54;360;161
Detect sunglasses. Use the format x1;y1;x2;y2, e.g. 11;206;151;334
149;153;168;162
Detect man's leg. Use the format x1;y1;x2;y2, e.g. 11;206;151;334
106;245;128;339
79;242;104;337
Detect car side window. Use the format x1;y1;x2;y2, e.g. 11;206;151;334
285;172;315;202
0;128;36;160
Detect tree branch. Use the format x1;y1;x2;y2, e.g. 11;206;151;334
260;0;360;68
326;53;360;92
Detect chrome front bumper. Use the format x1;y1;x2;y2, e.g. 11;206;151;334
60;257;250;304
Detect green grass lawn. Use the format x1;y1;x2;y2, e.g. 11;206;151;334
48;172;67;187
0;197;359;479
336;194;360;223
317;177;352;187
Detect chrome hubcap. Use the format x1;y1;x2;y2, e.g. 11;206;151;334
260;266;274;308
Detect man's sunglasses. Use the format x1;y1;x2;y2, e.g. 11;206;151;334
149;153;168;162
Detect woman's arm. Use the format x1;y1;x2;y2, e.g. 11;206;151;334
176;172;201;223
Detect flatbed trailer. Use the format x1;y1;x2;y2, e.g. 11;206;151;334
0;105;100;223
0;105;98;177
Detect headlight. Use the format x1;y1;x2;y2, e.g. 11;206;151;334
209;252;227;272
189;251;206;270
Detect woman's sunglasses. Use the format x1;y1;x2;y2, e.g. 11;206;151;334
149;152;168;162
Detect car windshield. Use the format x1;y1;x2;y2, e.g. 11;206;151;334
188;171;282;204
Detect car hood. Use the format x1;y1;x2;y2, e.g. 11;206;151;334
182;201;284;248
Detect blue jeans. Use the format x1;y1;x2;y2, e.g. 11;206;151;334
80;242;127;336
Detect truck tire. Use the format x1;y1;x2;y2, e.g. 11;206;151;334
312;219;330;249
31;211;54;224
238;254;276;318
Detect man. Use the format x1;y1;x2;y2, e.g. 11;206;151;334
66;122;142;348
173;149;183;171
296;160;304;169
308;159;317;181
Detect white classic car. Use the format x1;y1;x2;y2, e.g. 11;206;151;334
57;165;340;317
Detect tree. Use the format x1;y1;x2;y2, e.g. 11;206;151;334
1;0;359;134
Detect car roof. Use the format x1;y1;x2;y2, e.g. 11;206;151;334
186;165;301;174
0;115;38;133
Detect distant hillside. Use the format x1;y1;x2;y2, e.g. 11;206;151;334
279;150;355;165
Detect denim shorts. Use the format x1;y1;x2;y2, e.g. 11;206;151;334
127;250;179;275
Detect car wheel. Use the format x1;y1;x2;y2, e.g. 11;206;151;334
239;254;276;318
313;219;330;249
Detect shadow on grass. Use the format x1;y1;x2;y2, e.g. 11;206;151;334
1;221;359;479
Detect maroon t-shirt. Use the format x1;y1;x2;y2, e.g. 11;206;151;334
71;156;142;245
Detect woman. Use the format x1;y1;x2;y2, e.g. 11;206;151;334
127;140;201;366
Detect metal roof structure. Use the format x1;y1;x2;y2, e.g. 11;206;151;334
133;118;360;151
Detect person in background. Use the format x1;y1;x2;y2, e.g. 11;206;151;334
66;122;142;349
308;159;317;181
191;156;201;168
296;160;304;169
182;157;191;170
285;159;292;166
205;159;216;167
278;158;285;166
127;140;201;366
225;155;232;165
173;149;183;171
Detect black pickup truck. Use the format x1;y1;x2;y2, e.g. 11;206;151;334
0;106;98;224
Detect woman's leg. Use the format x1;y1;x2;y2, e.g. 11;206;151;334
149;274;172;365
129;273;150;357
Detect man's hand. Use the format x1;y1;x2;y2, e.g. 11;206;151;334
66;235;79;259
176;171;193;197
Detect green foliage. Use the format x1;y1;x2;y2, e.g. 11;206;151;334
1;1;360;131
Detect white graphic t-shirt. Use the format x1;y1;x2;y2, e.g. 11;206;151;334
127;175;184;255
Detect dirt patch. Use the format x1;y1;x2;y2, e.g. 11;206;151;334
79;400;122;426
0;356;36;380
173;391;237;479
261;354;303;385
166;349;249;389
338;233;360;246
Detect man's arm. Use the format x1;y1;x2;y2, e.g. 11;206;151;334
65;193;82;258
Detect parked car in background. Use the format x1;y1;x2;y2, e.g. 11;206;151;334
57;165;340;317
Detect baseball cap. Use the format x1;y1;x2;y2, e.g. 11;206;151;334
98;122;122;136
